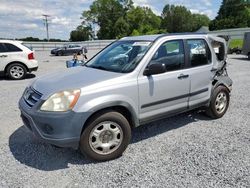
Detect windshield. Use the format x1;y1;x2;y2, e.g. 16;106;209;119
85;40;152;73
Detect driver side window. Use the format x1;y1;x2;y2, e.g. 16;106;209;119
149;40;185;72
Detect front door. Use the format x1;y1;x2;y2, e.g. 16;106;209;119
138;40;190;122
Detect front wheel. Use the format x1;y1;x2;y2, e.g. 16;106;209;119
206;86;230;119
80;111;131;161
57;51;63;56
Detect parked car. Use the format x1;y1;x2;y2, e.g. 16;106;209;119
0;40;38;80
242;32;250;59
19;34;232;161
51;44;83;56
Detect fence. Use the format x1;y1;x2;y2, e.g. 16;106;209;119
23;40;115;51
197;27;250;39
23;27;250;51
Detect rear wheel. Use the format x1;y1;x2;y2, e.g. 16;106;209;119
206;85;230;119
80;111;131;161
7;63;27;80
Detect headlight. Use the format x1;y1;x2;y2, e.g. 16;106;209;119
40;89;81;112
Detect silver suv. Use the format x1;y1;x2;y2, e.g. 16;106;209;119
19;34;232;161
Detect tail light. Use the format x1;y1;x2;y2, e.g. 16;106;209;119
28;52;35;60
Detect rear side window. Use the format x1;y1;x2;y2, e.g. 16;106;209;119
4;43;22;52
187;39;211;67
0;44;7;53
149;40;185;72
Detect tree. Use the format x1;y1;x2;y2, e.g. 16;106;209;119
82;0;125;39
127;7;164;35
114;17;130;38
161;5;193;33
192;14;210;31
161;4;210;33
70;25;92;41
209;0;250;30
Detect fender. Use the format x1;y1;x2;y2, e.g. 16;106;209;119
212;75;233;92
89;101;139;127
75;95;139;127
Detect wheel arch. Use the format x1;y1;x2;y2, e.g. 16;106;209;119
80;103;139;135
212;76;232;93
4;61;28;75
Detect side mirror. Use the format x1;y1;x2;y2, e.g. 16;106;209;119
143;63;166;76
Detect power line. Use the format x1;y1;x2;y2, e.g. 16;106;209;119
42;14;50;41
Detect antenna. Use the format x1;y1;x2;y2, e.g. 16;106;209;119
42;14;51;41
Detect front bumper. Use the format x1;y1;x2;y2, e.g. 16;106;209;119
19;95;91;149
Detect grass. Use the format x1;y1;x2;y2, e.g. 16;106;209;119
229;39;243;49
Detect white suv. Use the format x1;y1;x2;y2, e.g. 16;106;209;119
0;40;38;80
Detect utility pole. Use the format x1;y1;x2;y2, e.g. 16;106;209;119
42;14;50;41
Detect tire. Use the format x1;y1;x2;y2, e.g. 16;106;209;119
206;85;230;119
57;51;63;56
80;111;131;161
248;53;250;60
7;63;27;80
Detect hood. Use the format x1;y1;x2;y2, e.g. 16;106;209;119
32;66;123;98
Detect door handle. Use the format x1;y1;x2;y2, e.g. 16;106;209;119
178;74;189;79
0;55;7;58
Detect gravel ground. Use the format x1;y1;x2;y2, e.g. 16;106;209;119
0;52;249;188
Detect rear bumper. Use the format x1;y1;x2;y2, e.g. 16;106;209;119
28;66;38;72
18;96;91;149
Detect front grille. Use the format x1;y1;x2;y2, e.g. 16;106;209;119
23;87;42;108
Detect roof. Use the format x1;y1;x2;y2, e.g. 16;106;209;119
120;33;209;42
120;34;164;41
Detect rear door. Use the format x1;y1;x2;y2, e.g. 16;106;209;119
186;39;213;107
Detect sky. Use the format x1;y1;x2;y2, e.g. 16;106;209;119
0;0;222;40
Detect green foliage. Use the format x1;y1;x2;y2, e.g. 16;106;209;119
114;17;130;38
17;37;67;42
19;37;40;41
126;7;163;35
229;39;243;48
70;25;92;41
83;0;125;39
161;4;210;33
75;1;212;39
209;0;250;30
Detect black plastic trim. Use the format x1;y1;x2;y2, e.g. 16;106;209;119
141;88;209;109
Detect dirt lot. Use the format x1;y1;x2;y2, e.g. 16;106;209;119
0;52;250;187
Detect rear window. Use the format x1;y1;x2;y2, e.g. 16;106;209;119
21;43;32;50
4;43;22;52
